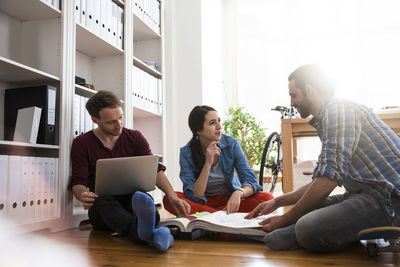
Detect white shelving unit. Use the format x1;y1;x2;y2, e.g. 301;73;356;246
0;0;62;232
131;0;164;204
0;56;60;84
0;0;61;21
0;140;59;150
0;0;166;231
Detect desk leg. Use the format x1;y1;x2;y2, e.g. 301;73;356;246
282;123;294;193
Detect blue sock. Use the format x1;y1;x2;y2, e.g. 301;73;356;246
153;227;174;251
131;192;174;251
131;191;156;242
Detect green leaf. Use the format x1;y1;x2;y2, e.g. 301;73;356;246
223;107;268;166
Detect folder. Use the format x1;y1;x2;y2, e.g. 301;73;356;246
111;2;118;47
133;0;139;17
13;106;42;144
48;158;58;218
75;0;81;24
4;85;58;145
132;66;139;107
80;0;87;28
41;0;50;5
42;158;50;219
73;94;81;138
28;157;37;221
86;0;95;32
117;5;124;49
79;96;86;135
20;156;30;222
35;157;44;221
84;100;93;133
106;0;113;43
158;79;162;114
100;0;108;40
0;155;8;217
94;0;101;35
7;155;21;223
51;0;60;10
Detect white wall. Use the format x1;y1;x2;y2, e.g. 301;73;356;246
164;0;203;189
164;0;229;190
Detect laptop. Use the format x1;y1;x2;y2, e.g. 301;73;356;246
95;155;159;195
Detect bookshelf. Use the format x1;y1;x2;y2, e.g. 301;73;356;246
0;0;62;232
0;0;166;232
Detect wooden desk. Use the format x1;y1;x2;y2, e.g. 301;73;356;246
281;111;400;193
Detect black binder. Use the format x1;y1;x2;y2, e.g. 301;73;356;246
4;85;58;145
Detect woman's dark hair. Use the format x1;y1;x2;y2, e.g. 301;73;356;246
86;90;122;118
188;105;216;172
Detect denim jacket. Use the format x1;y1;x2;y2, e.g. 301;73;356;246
179;134;262;203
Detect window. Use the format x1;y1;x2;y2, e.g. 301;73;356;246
236;0;400;135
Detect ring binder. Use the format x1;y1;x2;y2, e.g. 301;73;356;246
4;85;58;145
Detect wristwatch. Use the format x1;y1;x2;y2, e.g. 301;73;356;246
238;188;246;198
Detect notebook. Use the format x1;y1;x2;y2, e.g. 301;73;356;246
95;155;159;195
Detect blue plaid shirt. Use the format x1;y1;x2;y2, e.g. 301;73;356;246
310;98;400;219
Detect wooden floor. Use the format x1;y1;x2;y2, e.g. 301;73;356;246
40;218;400;267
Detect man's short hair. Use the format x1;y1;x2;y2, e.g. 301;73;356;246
86;90;122;118
288;64;336;97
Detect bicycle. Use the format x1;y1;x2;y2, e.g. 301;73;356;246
259;106;298;193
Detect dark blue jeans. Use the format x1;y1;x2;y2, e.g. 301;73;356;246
264;192;400;251
88;193;160;244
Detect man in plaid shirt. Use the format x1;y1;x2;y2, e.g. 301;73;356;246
246;64;400;252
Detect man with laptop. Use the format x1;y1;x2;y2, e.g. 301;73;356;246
70;90;190;251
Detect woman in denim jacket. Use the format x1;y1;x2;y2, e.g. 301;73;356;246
163;105;273;215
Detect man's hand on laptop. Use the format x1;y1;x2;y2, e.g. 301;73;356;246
78;189;98;210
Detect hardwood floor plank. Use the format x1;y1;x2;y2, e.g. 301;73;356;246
39;224;400;267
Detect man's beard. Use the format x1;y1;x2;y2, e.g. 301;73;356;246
299;109;311;118
99;125;122;136
297;98;312;118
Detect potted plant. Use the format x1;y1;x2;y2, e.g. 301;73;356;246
222;107;267;168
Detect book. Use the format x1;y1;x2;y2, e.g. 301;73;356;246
159;210;273;240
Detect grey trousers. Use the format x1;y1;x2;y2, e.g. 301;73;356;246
264;192;400;252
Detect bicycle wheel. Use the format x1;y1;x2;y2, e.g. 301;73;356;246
259;132;282;193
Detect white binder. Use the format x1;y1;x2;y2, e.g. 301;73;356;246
28;157;37;221
73;94;81;138
35;157;44;221
84;98;93;133
158;79;162;114
100;0;108;40
80;0;87;28
20;157;30;223
13;106;42;144
79;96;86;135
139;0;145;21
75;0;81;24
0;155;8;217
86;0;95;32
132;66;139;107
42;158;50;219
106;0;113;43
51;0;60;10
133;0;139;16
117;6;124;49
138;67;144;109
7;156;21;223
111;2;118;47
48;158;58;218
94;0;101;35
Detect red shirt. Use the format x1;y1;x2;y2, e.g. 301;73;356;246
70;127;166;192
